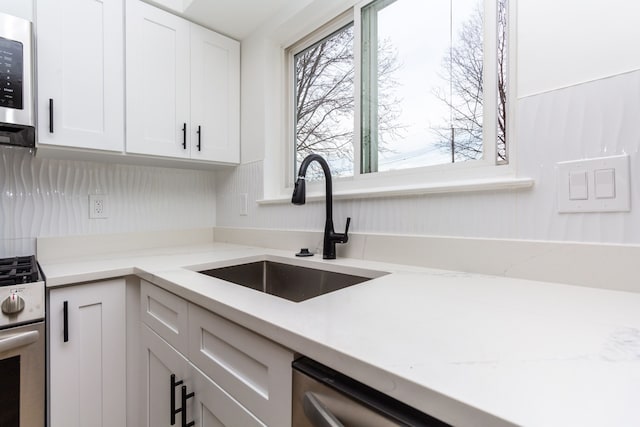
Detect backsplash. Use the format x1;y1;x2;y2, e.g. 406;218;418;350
0;148;216;256
216;70;640;245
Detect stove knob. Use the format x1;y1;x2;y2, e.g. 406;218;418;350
1;293;25;315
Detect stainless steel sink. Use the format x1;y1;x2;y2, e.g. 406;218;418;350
199;261;384;302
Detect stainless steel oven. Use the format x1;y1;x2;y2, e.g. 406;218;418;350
0;322;45;427
0;256;45;427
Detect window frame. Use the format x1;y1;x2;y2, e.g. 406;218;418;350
279;0;520;201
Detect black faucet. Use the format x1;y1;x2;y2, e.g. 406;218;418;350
291;154;351;259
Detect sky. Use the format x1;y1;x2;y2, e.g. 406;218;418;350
376;0;483;170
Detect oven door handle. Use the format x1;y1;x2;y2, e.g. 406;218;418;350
303;392;344;427
0;330;40;354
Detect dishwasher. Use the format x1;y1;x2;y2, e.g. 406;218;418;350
292;357;450;427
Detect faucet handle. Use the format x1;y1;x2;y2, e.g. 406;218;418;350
341;217;351;243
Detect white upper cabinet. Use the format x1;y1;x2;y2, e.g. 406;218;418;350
36;0;124;152
126;0;239;164
125;0;190;159
190;24;239;163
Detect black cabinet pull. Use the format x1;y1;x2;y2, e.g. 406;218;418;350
49;99;54;133
197;125;201;151
182;123;187;149
181;385;195;427
170;374;183;425
63;301;68;342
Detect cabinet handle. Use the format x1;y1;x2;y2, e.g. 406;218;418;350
63;301;68;342
182;123;187;149
197;125;201;152
49;99;54;133
170;374;183;425
181;385;195;427
303;392;344;427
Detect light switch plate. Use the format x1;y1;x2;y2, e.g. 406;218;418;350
239;193;248;216
556;154;630;213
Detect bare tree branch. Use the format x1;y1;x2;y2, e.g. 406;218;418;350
294;24;404;178
432;0;508;163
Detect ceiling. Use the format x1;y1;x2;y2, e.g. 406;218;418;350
151;0;299;40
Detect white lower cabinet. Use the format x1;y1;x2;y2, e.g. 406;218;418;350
140;279;189;353
48;279;126;427
142;323;189;427
188;304;293;426
142;324;265;427
140;281;293;426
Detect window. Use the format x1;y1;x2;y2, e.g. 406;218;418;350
293;21;355;180
289;0;511;185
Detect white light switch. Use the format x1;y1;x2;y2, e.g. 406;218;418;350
556;154;630;213
568;171;588;200
239;193;248;216
594;168;615;199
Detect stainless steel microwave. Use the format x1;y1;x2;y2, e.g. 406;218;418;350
0;12;34;149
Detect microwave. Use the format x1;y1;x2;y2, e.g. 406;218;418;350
0;12;34;149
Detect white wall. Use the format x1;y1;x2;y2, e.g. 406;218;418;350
0;148;217;255
217;0;640;245
518;0;640;97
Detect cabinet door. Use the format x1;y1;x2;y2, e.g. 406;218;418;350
190;24;240;164
141;324;191;427
48;279;126;427
126;0;190;158
36;0;124;151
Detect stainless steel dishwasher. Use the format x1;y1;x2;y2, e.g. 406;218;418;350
292;357;450;427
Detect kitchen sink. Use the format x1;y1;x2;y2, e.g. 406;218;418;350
198;260;386;302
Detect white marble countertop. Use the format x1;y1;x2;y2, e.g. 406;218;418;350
40;242;640;427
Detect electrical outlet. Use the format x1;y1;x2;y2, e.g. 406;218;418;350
89;194;108;219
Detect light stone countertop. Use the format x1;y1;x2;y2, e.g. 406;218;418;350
40;242;640;427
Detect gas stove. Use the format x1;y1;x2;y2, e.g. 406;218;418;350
0;256;40;285
0;255;45;329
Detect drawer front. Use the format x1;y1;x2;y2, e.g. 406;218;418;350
191;365;266;427
188;303;293;427
140;281;188;353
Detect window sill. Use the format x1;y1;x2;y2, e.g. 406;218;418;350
258;176;534;205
